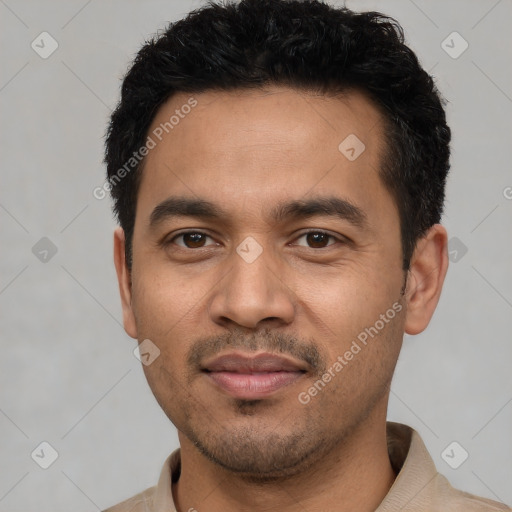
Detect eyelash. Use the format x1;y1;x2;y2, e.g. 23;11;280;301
167;230;345;249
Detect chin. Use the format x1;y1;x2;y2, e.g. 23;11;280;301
186;423;331;481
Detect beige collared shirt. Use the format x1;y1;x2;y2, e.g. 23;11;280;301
103;422;510;512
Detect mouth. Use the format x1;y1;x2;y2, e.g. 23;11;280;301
201;352;308;400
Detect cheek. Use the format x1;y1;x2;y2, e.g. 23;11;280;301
292;262;402;347
300;302;404;414
130;273;196;392
130;266;205;337
140;353;193;432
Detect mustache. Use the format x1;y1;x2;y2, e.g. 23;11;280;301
187;327;326;376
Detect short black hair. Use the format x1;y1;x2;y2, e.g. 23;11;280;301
104;0;451;270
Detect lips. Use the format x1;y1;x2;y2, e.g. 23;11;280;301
202;352;307;399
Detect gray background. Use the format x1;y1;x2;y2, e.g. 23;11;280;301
1;0;511;510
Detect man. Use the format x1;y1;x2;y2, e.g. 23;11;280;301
102;0;510;510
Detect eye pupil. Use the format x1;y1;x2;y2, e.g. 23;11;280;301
183;233;205;248
307;232;329;248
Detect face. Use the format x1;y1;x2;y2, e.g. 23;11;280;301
117;86;413;478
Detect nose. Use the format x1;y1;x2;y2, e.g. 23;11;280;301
208;243;296;330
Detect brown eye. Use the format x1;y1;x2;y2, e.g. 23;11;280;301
172;232;215;248
295;231;338;249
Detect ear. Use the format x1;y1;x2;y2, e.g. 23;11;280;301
404;224;449;335
113;227;138;339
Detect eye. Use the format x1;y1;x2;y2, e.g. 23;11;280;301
166;230;344;250
170;231;217;249
294;231;340;249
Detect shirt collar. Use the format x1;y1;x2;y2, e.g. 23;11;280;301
376;422;438;511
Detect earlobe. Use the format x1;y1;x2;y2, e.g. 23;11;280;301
404;224;449;335
113;227;138;339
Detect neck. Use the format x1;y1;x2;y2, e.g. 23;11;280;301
173;414;396;512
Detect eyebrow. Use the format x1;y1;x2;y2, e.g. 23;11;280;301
149;196;368;229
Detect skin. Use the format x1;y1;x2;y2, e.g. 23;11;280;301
113;86;448;512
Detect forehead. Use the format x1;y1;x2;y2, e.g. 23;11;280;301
145;86;384;164
136;86;396;226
